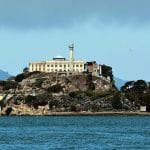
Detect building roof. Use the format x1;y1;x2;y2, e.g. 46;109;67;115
53;55;66;61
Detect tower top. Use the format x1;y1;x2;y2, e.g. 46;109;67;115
69;43;74;50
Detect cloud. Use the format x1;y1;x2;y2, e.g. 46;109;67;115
0;0;150;28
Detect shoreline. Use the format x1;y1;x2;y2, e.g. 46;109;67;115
37;111;150;116
1;111;150;116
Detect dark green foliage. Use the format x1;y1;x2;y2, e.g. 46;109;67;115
70;104;77;112
49;99;60;110
69;91;84;99
5;107;13;115
133;80;147;91
0;81;6;86
121;79;150;111
91;104;100;112
121;81;135;92
140;93;150;111
25;94;52;109
15;71;41;82
112;93;122;109
0;81;18;90
85;90;113;100
23;67;29;73
13;96;24;105
47;84;63;93
15;73;25;82
25;95;37;108
35;79;44;88
121;80;147;93
88;82;95;91
69;91;79;98
101;65;113;81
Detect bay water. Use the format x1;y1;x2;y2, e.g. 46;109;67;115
0;116;150;150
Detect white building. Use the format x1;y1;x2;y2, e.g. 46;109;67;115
29;44;85;73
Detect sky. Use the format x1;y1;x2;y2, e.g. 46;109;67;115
0;0;150;81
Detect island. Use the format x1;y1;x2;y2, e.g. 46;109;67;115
0;44;149;116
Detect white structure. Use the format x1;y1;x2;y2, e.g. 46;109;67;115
140;106;147;112
29;44;85;73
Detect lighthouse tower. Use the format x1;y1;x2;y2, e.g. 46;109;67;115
69;43;74;72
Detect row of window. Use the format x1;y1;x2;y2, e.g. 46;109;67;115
31;64;83;68
47;64;83;68
32;68;83;72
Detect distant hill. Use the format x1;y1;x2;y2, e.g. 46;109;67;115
0;69;11;80
114;77;127;90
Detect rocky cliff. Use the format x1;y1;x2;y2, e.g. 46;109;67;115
0;72;139;115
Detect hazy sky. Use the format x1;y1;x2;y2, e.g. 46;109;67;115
0;0;150;81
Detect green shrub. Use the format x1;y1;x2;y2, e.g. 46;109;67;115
70;104;77;112
47;84;63;93
25;94;52;109
15;71;41;82
49;99;60;110
85;90;113;100
0;81;18;90
25;95;37;106
5;107;13;115
112;93;122;109
15;73;25;82
35;79;44;88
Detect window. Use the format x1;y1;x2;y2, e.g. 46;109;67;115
76;65;79;67
51;64;53;67
60;65;62;67
64;65;66;67
80;65;83;67
55;65;57;67
47;65;50;67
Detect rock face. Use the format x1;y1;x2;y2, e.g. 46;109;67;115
0;72;139;115
18;72;113;94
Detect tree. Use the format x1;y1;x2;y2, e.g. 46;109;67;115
121;81;135;92
133;80;147;91
47;84;63;93
23;67;29;73
15;73;25;82
112;93;122;109
101;65;113;81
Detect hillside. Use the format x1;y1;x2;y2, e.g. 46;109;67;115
0;72;119;115
0;72;147;115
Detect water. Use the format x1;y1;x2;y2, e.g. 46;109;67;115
0;116;150;150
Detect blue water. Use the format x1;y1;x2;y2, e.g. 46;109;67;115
0;116;150;150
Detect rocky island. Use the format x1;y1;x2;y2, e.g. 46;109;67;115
0;44;150;116
0;69;149;116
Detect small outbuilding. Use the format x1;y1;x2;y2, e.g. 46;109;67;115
140;106;147;112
